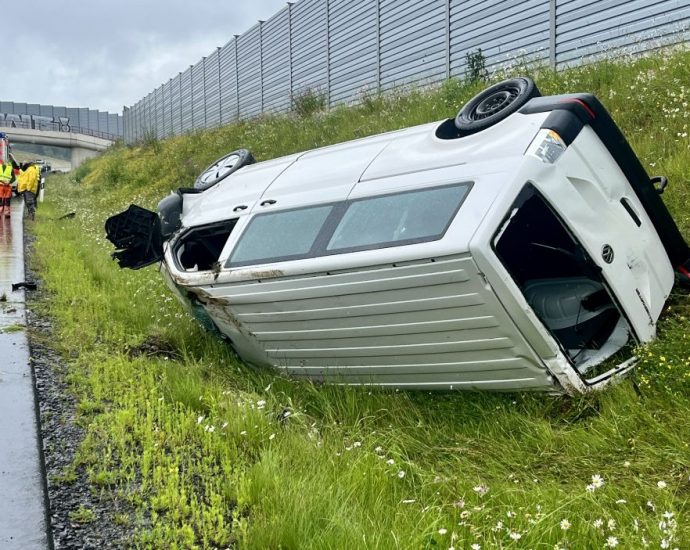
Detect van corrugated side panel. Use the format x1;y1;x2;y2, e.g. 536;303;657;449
291;0;329;97
180;67;193;132
201;256;552;390
262;7;291;114
238;24;263;118
192;61;206;130
450;0;549;77
329;0;378;104
556;0;690;66
204;50;221;128
219;40;239;124
379;0;447;92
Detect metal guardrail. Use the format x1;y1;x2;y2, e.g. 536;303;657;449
0;120;118;141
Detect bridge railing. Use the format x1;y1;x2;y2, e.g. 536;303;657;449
0;120;117;141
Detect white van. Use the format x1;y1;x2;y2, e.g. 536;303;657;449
106;78;690;394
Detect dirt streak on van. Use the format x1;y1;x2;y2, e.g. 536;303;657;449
106;78;690;394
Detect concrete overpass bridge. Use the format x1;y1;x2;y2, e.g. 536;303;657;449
0;124;114;169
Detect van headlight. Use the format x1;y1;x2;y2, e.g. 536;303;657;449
526;129;566;164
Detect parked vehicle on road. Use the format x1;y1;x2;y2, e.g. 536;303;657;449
106;77;690;394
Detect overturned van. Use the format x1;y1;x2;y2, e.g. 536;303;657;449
106;77;690;394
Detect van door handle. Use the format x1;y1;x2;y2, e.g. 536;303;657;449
233;205;248;212
260;199;276;206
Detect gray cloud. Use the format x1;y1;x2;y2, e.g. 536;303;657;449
4;0;288;113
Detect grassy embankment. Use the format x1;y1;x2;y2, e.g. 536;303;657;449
30;50;690;548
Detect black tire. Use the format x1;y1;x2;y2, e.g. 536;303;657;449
454;77;541;134
194;149;255;191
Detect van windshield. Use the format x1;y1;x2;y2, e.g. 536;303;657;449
227;182;471;268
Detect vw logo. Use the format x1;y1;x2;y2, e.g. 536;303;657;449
601;244;614;264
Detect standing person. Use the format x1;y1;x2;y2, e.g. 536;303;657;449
0;161;12;218
17;162;40;221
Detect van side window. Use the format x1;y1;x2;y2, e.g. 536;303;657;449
327;184;471;252
229;205;334;266
226;182;471;268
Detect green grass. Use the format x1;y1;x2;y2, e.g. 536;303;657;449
30;49;690;548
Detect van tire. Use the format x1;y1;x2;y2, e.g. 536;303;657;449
454;77;540;134
194;149;255;191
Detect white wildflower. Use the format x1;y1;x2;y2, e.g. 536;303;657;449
473;484;489;496
508;531;521;541
593;518;604;528
560;519;571;530
605;536;619;547
591;474;604;488
269;433;275;440
657;480;667;489
438;528;447;535
386;459;395;465
196;415;205;424
397;470;406;478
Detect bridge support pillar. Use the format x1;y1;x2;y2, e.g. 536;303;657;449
71;147;100;170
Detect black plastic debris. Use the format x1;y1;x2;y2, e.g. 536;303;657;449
105;204;164;270
12;281;38;291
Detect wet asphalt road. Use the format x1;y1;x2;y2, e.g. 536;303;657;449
0;198;51;549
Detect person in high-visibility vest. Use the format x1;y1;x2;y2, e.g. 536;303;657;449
0;161;13;218
17;162;40;221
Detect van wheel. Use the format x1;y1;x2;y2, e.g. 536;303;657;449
194;149;255;191
454;77;540;133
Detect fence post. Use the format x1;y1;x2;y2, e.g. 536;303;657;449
446;0;451;79
376;0;381;94
549;0;557;70
234;35;240;121
217;47;222;125
326;0;331;107
288;3;293;111
259;21;265;113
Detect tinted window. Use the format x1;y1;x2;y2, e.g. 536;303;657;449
227;183;471;268
229;205;333;266
327;184;470;251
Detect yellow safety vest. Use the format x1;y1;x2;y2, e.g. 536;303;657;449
0;163;12;184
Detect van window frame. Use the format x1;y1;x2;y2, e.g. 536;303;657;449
226;181;473;268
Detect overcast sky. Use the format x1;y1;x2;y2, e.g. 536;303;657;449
3;0;288;114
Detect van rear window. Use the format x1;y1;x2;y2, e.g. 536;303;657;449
227;182;471;267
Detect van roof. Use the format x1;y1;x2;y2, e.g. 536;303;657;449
182;110;550;227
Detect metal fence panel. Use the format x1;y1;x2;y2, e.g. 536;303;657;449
262;7;291;113
380;0;447;92
219;40;239;124
192;60;206;129
291;0;329;97
39;105;53;117
329;0;378;104
180;67;193;132
556;0;690;66
122;0;690;143
160;81;170;137
99;111;109;133
450;0;550;78
205;49;221;127
170;74;182;135
238;24;263;118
